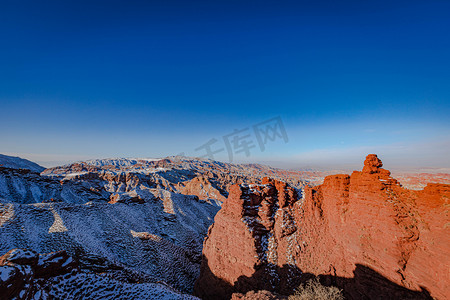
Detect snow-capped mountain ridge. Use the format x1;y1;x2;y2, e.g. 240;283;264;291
75;157;161;167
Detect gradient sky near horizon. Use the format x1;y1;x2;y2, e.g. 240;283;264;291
1;0;449;169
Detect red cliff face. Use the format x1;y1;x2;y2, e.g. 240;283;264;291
195;154;450;299
177;176;227;202
194;177;301;299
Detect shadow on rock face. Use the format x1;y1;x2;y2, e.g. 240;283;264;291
320;264;432;300
194;256;433;300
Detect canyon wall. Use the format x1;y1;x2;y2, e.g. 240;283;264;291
195;154;450;299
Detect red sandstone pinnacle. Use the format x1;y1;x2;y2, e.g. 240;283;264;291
362;154;383;174
194;178;301;299
195;154;450;300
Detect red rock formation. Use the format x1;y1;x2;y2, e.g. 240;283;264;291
195;154;450;299
177;176;227;202
300;154;449;299
108;191;145;204
194;178;301;299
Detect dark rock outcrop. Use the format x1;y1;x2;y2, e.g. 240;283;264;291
0;248;198;300
0;248;77;300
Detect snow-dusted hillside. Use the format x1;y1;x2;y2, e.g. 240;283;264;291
0;191;220;293
0;167;107;204
46;271;199;299
0;154;45;173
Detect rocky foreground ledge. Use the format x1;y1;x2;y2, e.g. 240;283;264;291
194;154;450;300
0;248;198;300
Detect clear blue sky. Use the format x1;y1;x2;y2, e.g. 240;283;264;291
1;0;449;169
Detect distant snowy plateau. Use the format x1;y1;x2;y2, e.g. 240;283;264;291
0;154;305;299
